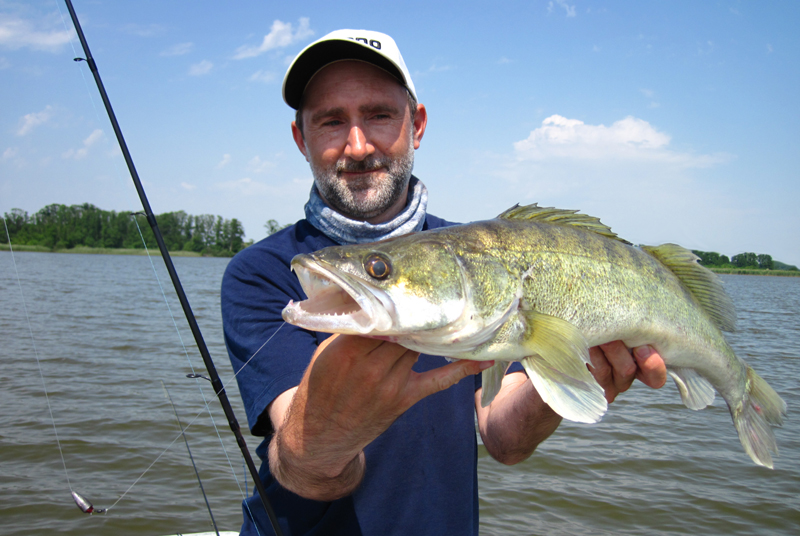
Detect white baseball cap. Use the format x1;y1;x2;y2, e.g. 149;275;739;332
282;29;417;110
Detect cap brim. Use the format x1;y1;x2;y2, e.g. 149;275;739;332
283;39;406;109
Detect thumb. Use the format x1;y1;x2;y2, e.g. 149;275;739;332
412;359;494;402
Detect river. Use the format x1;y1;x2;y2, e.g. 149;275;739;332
1;251;798;535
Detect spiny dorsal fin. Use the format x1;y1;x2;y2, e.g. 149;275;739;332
497;203;631;244
641;244;737;332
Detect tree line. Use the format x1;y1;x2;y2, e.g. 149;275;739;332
2;203;247;257
5;204;793;268
692;250;797;271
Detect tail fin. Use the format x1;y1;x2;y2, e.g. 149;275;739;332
732;367;787;468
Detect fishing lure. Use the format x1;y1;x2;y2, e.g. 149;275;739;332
71;491;106;514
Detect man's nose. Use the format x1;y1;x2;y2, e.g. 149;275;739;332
343;125;374;161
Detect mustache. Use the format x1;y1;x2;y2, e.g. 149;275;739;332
336;156;389;174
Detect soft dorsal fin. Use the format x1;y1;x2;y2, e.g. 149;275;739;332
641;244;737;332
497;203;631;244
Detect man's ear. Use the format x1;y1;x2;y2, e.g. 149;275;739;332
291;121;309;161
413;103;428;150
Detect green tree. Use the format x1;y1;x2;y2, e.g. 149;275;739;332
1;209;29;243
265;219;289;236
732;252;758;268
4;203;250;257
156;211;191;251
691;250;731;267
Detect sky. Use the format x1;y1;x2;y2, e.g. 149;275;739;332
1;0;798;267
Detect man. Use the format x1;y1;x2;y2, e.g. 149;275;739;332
222;29;667;536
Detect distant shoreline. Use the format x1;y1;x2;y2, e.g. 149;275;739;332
3;244;798;276
709;267;800;277
0;244;204;257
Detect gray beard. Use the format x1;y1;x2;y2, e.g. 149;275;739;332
311;144;415;220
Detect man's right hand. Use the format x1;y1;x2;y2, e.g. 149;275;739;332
268;334;490;501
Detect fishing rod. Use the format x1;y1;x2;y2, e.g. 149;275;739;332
62;2;283;534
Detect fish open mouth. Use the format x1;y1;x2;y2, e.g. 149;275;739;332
281;254;394;334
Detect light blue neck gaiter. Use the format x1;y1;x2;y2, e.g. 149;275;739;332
304;175;428;245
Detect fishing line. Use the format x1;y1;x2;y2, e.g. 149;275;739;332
3;213;271;519
82;309;287;517
52;0;245;515
130;214;287;501
54;0;256;514
99;333;279;517
60;2;283;533
162;381;221;536
2;218;77;499
54;0;136;207
54;0;283;396
97;313;280;514
54;0;286;529
131;215;251;501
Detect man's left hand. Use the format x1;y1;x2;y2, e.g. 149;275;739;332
589;342;667;403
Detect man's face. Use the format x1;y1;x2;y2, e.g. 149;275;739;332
292;61;426;223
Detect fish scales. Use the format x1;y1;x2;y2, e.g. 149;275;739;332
441;217;745;400
282;203;786;467
481;219;746;395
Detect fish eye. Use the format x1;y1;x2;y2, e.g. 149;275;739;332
365;254;391;280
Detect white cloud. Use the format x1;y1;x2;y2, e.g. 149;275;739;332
427;63;453;73
161;42;193;56
62;129;103;160
247;156;274;173
16;105;53;136
548;0;577;17
216;177;270;196
0;13;73;52
84;129;103;145
3;147;18;160
180;182;196;190
513;115;725;167
766;44;773;54
441;113;740;260
249;70;276;83
189;60;213;76
233;18;313;60
216;153;231;168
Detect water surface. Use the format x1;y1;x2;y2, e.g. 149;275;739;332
1;252;798;535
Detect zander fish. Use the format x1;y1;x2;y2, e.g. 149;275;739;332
282;204;786;467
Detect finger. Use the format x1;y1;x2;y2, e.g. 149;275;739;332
633;345;667;388
588;346;613;387
410;360;493;404
599;341;638;394
388;347;421;376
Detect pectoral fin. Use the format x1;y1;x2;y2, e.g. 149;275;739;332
668;366;716;410
520;310;607;424
480;361;512;408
